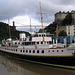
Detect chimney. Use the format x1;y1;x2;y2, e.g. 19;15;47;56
13;21;16;30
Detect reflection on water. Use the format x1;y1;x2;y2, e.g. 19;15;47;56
0;52;75;75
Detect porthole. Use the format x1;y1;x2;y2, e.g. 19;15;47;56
53;50;54;52
33;50;35;53
15;42;17;44
29;50;31;53
37;50;39;53
41;42;43;44
23;50;25;52
26;50;28;53
42;50;44;53
37;42;39;44
57;50;59;52
47;42;49;44
20;50;22;52
18;42;20;44
62;50;64;52
48;50;50;52
16;49;17;51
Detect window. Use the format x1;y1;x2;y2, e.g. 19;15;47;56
33;50;35;53
32;42;35;45
16;49;17;51
39;35;41;37
62;50;64;52
18;42;20;44
23;50;25;52
47;41;49;44
42;50;44;53
37;42;39;44
26;50;28;53
52;50;54;52
37;50;39;53
15;42;17;44
48;50;50;52
57;50;59;52
41;42;43;44
20;50;22;52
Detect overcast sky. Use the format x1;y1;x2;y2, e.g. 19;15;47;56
0;0;75;32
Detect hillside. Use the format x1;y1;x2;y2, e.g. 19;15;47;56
0;22;31;41
39;22;57;35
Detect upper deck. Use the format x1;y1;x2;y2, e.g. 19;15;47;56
31;33;54;42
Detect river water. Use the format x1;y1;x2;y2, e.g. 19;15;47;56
0;52;75;75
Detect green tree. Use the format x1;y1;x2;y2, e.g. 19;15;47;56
0;22;31;41
62;13;72;25
44;22;57;34
59;30;67;36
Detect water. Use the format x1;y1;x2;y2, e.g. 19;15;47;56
0;52;75;75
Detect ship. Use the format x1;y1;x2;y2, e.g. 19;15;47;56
0;32;75;66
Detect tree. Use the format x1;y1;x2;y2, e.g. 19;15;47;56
62;13;72;26
43;22;57;34
0;22;31;41
59;30;67;36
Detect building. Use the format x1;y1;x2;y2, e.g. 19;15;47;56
55;10;75;25
57;25;75;36
66;25;75;36
55;10;75;36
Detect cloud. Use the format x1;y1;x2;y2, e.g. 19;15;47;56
0;0;75;24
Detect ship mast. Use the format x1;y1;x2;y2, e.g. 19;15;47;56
39;2;45;43
30;19;32;33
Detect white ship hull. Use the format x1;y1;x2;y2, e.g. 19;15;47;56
0;46;75;66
